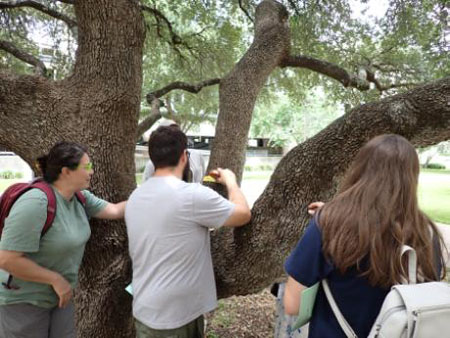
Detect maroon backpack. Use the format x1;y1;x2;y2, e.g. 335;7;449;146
0;178;86;289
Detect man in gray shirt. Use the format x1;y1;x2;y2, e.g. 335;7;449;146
125;125;251;338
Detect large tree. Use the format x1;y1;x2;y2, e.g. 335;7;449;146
0;0;449;337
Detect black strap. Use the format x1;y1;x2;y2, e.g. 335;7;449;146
2;274;19;290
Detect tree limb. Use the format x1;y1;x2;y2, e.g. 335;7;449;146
281;54;418;92
56;0;74;4
280;54;371;90
141;4;182;46
0;40;47;76
365;68;418;91
211;77;450;298
136;99;162;140
238;0;254;22
146;78;220;103
0;0;77;28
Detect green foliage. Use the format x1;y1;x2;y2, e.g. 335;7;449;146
1;0;448;131
0;170;14;179
0;2;76;78
251;88;344;147
140;0;251;131
423;163;446;169
0;171;23;179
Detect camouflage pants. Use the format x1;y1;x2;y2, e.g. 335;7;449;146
135;316;204;338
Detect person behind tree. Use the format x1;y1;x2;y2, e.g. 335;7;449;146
283;134;445;338
143;120;205;183
125;126;251;338
0;141;127;338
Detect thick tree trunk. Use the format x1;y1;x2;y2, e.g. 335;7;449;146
0;1;145;337
207;0;290;182
70;2;145;337
211;77;450;298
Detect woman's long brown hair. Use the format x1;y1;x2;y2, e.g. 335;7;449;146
320;134;445;288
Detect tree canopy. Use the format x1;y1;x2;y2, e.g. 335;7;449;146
1;0;448;135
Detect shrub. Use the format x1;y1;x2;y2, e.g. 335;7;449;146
258;164;273;171
137;165;146;173
14;172;24;179
423;163;446;170
0;170;14;179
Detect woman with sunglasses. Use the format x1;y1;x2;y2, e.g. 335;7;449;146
0;141;127;338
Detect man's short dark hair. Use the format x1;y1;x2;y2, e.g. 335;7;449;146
148;126;187;169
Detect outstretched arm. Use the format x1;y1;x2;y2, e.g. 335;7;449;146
94;201;127;219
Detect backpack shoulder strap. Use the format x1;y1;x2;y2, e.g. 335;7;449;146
401;245;417;284
74;191;90;221
317;209;357;338
322;280;358;338
74;191;86;207
30;181;57;237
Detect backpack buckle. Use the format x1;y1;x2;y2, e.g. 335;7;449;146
2;282;20;290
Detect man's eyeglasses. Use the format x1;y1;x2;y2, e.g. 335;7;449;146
78;162;93;170
186;150;190;158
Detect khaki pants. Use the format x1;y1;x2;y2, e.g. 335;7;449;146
135;316;204;338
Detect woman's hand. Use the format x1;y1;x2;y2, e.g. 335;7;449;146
307;201;325;215
51;274;73;308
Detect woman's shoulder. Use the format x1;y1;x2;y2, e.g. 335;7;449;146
17;188;48;203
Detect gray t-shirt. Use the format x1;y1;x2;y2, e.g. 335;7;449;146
125;176;234;329
143;149;205;183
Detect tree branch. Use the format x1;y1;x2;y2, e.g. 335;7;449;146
281;54;419;92
141;4;182;46
0;40;47;76
56;0;74;4
238;0;254;22
136;99;162;140
365;68;418;91
0;0;77;28
146;78;220;103
280;54;371;90
212;77;450;298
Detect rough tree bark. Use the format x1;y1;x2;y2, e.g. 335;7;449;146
0;1;145;337
207;0;291;183
211;77;450;298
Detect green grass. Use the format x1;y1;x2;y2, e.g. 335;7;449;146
242;171;272;180
242;169;450;225
420;168;450;175
418;170;450;224
0;179;24;192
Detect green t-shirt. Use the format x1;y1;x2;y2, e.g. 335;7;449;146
0;187;107;308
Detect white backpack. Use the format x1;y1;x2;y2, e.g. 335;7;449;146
322;245;450;338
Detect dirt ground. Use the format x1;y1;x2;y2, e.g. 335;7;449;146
205;289;277;338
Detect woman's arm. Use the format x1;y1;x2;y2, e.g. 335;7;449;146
94;201;127;219
283;276;307;316
0;250;72;308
